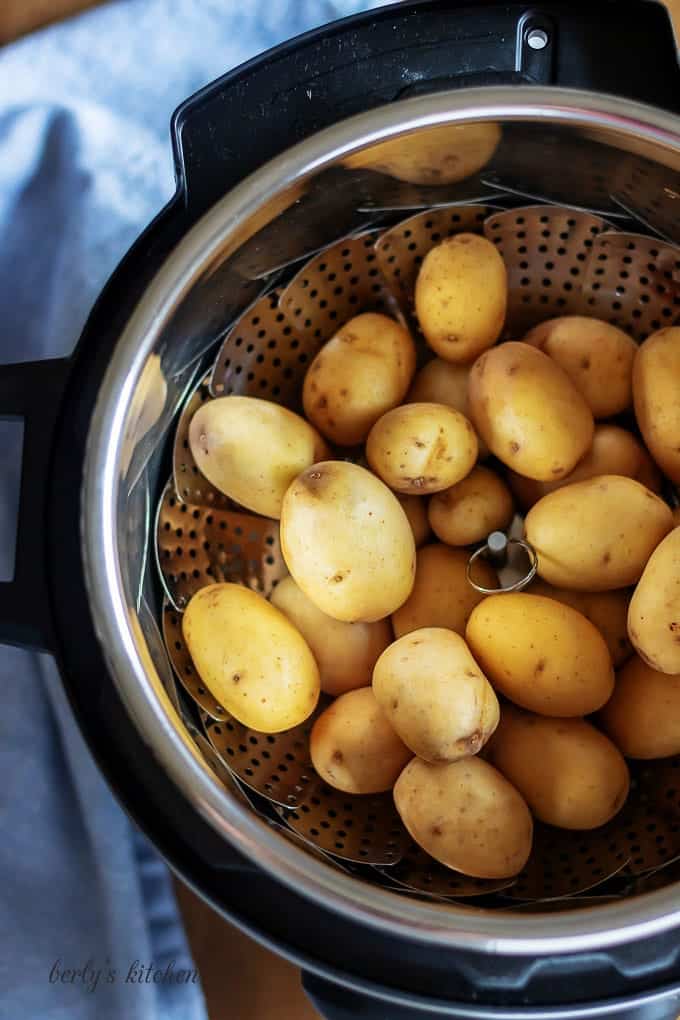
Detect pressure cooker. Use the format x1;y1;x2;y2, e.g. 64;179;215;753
4;1;680;1017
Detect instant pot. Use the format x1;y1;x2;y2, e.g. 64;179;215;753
5;2;680;1017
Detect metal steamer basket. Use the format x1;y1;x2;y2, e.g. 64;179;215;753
6;4;680;1018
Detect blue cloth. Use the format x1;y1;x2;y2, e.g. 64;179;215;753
0;2;386;1017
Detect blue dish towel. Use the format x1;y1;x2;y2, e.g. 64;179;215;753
0;2;386;1018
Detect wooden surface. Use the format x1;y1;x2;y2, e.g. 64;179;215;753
3;0;680;1017
2;0;680;43
0;0;103;41
174;880;320;1020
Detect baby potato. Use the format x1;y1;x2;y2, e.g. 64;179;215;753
394;756;533;878
271;576;392;696
507;425;645;510
628;526;680;674
182;583;320;732
525;476;673;591
407;358;489;458
310;688;411;794
407;358;471;409
428;465;514;546
601;655;680;759
302;313;416;445
366;402;477;494
488;705;629;830
524;316;636;418
373;627;499;762
189;396;328;519
343;122;501;185
396;494;430;547
415;234;507;363
633;326;680;484
530;579;633;668
465;593;614;716
468;342;594;480
280;461;415;622
391;543;497;639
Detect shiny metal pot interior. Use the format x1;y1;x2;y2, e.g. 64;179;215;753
83;87;680;956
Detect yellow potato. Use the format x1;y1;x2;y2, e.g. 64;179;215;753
309;688;411;794
280;461;415;622
407;358;471;408
415;234;507;363
343;122;501;185
525;476;673;591
507;425;645;510
524;316;636;418
468;342;594;480
366;402;477;494
396;494;430;547
628;527;680;674
488;705;629;830
407;358;489;458
394;756;532;878
633;326;680;484
428;465;514;546
391;543;497;639
373;627;499;761
189;396;328;519
601;655;680;759
182;583;320;732
465;593;614;716
302;313;416;445
529;579;633;668
270;576;392;696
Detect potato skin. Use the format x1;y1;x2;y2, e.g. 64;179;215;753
601;655;680;759
468;342;594;480
391;543;497;639
628;527;680;675
271;576;392;696
415;234;507;363
429;465;514;546
507;425;645;510
633;326;680;484
488;705;629;830
343;122;501;185
529;579;633;668
525;475;673;591
280;461;415;622
366;402;477;494
310;688;411;794
465;593;614;716
302;313;416;445
182;583;320;732
394;756;533;878
396;494;430;547
407;358;472;409
407;358;489;458
524;316;636;418
373;628;499;762
189;396;328;519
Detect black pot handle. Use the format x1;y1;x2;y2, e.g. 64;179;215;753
171;0;680;217
303;973;451;1020
0;357;71;652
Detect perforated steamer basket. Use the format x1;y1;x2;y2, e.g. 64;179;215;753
5;4;680;1018
76;86;680;1015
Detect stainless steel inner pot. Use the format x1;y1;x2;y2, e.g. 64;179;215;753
82;87;680;956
